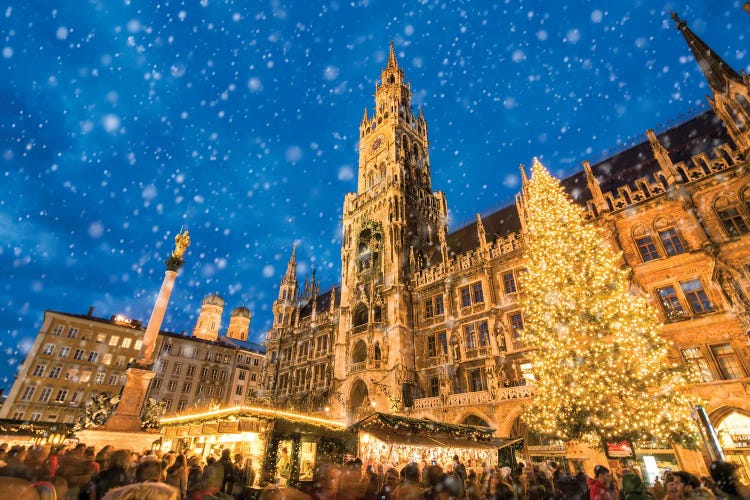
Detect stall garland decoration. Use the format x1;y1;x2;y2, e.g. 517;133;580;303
159;405;348;432
352;413;495;442
0;419;75;438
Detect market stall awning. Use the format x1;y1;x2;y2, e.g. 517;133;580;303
349;413;522;451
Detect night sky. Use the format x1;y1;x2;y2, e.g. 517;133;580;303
1;2;746;388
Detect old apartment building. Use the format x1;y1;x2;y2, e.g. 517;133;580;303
1;297;265;423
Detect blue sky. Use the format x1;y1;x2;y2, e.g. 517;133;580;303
0;1;746;387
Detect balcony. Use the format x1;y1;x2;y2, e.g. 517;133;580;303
496;385;535;401
351;324;368;335
347;361;366;374
449;390;491;406
413;396;444;410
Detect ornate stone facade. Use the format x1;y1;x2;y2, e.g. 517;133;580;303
261;20;750;470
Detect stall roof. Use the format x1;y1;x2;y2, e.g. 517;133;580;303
349;413;522;451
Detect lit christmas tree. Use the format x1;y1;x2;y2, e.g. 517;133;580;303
517;158;699;449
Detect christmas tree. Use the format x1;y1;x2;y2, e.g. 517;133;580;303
517;158;698;448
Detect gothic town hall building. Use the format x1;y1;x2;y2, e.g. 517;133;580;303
258;16;750;470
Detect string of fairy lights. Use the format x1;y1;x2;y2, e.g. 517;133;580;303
517;158;700;448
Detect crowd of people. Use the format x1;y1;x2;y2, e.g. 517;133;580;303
0;442;253;499
0;441;748;500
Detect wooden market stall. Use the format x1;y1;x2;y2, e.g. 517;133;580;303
159;405;356;486
0;418;75;447
350;413;522;470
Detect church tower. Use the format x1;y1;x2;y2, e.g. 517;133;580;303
272;245;298;328
193;293;224;341
227;306;251;341
336;43;448;419
673;13;750;152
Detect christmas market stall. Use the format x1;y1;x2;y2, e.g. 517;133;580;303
0;418;75;447
159;405;356;486
350;413;522;470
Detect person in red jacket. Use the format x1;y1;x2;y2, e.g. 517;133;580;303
587;465;618;500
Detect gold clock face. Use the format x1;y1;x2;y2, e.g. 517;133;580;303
371;135;384;152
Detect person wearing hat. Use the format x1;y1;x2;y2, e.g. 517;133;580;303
587;465;617;500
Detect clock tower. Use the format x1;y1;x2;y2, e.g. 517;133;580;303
335;43;448;419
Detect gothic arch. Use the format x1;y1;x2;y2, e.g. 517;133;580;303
351;340;367;364
631;224;651;239
352;303;368;328
459;411;495;429
349;378;369;409
714;194;739;211
653;216;674;231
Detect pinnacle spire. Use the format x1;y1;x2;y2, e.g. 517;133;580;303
387;40;398;69
519;163;529;187
283;244;297;283
671;12;742;94
362;107;369;122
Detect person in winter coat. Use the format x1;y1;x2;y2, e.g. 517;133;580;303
709;461;750;499
622;473;653;500
92;449;133;500
166;454;188;500
56;443;96;499
587;465;616;500
672;471;716;499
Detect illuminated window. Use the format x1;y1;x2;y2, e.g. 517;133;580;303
502;271;517;294
658;228;685;256
681;347;714;382
680;280;713;315
468;369;484;392
80;370;91;383
134;340;143;351
635;234;660;262
102;353;113;365
711;343;744;380
464;324;477;350
426;336;437;358
108;336;120;347
121;338;132;349
472;283;484;304
509;313;524;338
96;333;106;343
429;376;440;397
717;206;749;237
460;287;472;308
656;286;685;321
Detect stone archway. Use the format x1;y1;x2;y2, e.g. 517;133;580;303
352;340;367;364
460;413;493;430
349;379;370;421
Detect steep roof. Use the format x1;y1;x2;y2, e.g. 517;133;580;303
440;109;728;259
298;285;340;319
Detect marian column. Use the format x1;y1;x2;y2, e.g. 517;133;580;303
105;230;190;432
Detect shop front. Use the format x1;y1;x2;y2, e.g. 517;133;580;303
159;405;356;486
716;410;750;483
350;412;520;471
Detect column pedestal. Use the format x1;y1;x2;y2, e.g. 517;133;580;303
104;366;156;432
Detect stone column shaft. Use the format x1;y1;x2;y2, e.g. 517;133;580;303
138;270;177;363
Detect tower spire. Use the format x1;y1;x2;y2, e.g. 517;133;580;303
387;40;398;69
671;12;742;94
283;244;297;283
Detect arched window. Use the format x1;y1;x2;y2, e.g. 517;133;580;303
373;306;382;323
714;196;750;237
653;217;686;256
353;304;368;328
632;225;660;262
352;340;367;364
